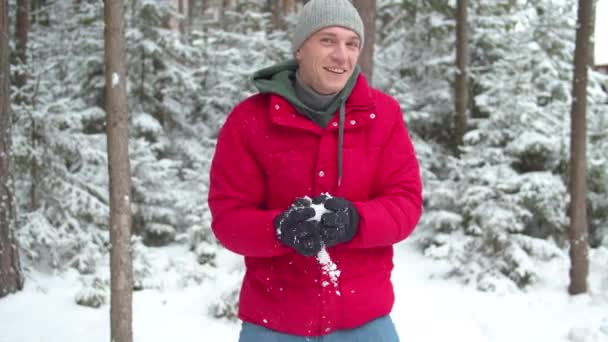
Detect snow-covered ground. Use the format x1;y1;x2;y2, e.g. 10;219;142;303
1;240;607;342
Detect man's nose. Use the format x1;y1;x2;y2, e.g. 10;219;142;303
330;43;347;62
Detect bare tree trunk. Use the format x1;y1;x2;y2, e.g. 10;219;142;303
0;0;24;298
187;0;194;34
283;0;294;15
31;0;37;23
454;0;468;150
588;1;596;67
568;0;593;296
352;0;376;83
271;0;281;30
200;0;206;17
219;0;230;29
38;0;48;27
104;0;133;341
29;116;39;210
23;0;38;209
14;0;30;96
177;0;184;35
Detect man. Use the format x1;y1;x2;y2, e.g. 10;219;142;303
208;0;422;340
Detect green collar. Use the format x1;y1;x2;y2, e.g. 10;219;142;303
253;59;360;128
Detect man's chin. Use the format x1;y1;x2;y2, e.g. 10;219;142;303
319;81;347;94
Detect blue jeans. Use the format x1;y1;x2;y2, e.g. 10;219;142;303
239;315;399;342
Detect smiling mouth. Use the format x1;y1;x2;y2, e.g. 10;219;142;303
325;67;347;74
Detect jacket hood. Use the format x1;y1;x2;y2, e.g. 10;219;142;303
252;59;301;108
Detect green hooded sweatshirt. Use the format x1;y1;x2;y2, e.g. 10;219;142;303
252;59;360;185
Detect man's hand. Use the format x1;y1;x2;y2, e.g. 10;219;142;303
318;196;359;247
274;198;323;256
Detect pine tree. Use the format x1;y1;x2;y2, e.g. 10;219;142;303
0;0;24;298
104;0;133;339
454;0;468;149
567;0;593;295
353;0;376;82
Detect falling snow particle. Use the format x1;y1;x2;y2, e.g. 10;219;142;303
317;247;341;288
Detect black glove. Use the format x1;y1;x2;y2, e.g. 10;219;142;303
274;198;323;256
317;196;359;247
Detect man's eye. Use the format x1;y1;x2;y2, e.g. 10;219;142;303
348;42;360;48
321;38;334;44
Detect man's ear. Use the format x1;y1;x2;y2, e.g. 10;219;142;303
294;49;302;61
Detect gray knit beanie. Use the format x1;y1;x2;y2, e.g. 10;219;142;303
291;0;364;53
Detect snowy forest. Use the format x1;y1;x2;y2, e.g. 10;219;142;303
1;0;608;341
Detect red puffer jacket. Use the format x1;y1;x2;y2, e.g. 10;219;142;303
208;73;422;336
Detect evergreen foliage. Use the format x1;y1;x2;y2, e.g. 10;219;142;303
381;0;608;290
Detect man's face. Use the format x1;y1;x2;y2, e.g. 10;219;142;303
295;26;361;95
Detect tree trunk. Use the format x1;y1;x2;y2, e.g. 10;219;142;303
271;0;281;30
104;0;133;341
38;0;48;26
568;0;592;296
14;0;30;95
201;0;206;17
29;116;39;210
454;0;468;150
588;1;596;67
352;0;376;83
219;0;230;29
21;0;38;210
0;0;24;298
187;0;194;34
283;0;294;15
178;0;185;34
31;0;37;23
